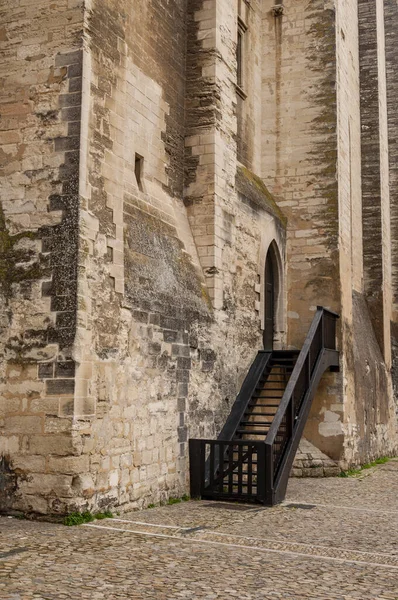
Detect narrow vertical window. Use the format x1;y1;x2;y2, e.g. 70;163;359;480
237;29;243;88
135;153;144;191
237;18;247;93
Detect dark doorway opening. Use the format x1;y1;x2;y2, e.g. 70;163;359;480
263;248;276;350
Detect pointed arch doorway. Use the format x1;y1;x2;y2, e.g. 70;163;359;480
263;246;277;350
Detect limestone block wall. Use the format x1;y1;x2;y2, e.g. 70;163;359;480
68;0;286;513
358;0;392;364
262;0;340;342
345;0;397;462
73;0;199;510
261;0;397;463
0;0;84;513
384;0;398;411
261;0;343;460
185;0;238;311
236;0;262;173
0;0;286;515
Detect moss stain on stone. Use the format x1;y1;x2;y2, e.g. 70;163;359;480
0;204;44;301
305;5;339;256
236;166;287;227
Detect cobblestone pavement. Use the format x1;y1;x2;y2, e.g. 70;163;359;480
1;460;398;599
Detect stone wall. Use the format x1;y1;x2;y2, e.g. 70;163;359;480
0;0;286;515
0;0;84;513
262;0;340;342
261;0;397;463
384;0;398;412
358;0;392;363
348;0;397;463
261;0;343;459
65;0;286;512
236;0;262;173
71;0;208;510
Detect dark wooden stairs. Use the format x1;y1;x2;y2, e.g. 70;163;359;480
189;307;339;506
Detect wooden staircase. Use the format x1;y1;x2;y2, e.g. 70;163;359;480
236;352;299;440
189;307;339;506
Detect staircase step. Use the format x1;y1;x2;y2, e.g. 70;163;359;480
269;367;293;377
270;362;295;366
241;420;272;426
246;410;279;415
263;374;291;377
253;393;284;396
255;387;285;391
243;412;276;418
270;360;297;364
268;358;296;369
270;358;296;367
236;429;269;436
254;390;284;394
252;395;283;400
265;371;291;374
254;393;284;396
249;403;281;408
264;372;291;375
254;390;285;394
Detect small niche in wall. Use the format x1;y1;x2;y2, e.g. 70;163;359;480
135;153;144;191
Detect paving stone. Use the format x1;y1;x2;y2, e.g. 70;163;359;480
1;462;398;599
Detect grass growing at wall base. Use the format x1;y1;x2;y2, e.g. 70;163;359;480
64;511;113;526
148;494;190;509
339;457;390;478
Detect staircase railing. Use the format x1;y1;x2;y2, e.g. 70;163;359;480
264;307;339;505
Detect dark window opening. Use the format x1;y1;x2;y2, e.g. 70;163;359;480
135;153;144;191
264;244;280;351
237;30;243;88
237;18;247;93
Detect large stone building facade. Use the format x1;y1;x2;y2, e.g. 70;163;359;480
0;0;397;514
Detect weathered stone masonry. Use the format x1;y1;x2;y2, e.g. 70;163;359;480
384;0;398;407
261;0;343;459
358;0;390;360
261;0;397;463
72;0;285;511
0;0;83;513
0;0;397;514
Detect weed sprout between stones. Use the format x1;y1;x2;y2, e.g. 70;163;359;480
64;510;113;526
